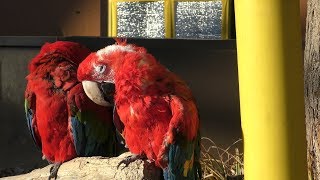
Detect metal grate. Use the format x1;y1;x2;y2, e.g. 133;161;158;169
117;1;165;38
174;1;222;39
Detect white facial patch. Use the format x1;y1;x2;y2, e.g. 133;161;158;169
94;64;106;74
96;44;135;60
91;62;115;82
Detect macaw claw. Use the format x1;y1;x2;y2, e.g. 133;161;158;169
117;154;145;170
48;162;62;180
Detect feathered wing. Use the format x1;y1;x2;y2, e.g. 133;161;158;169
113;106;126;148
68;84;118;157
160;95;202;180
24;86;42;150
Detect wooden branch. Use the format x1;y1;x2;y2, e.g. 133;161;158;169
304;0;320;179
4;152;162;180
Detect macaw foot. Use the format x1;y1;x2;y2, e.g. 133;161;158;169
48;162;62;180
117;154;146;169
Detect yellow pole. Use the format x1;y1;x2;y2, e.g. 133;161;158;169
234;1;307;180
108;0;112;37
165;0;172;38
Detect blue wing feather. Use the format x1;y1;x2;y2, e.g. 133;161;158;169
70;115;86;156
24;99;42;150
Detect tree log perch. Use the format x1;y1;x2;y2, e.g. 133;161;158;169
3;152;162;180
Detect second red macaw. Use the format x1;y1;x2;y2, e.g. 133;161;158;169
77;40;202;179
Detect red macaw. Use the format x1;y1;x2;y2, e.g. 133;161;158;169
77;40;202;179
24;41;119;179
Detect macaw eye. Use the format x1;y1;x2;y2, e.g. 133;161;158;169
95;65;106;74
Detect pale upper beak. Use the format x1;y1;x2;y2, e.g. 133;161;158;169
82;80;115;107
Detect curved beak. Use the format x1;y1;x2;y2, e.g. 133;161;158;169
82;80;115;107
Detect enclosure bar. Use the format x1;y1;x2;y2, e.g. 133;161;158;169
108;0;112;36
234;1;307;179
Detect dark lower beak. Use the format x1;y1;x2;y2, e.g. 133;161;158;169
98;82;115;105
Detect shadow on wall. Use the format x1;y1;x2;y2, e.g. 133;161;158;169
0;101;47;170
0;48;47;170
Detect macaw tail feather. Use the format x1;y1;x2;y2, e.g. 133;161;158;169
163;131;202;180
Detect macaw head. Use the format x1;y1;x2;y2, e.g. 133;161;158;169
77;39;146;107
29;41;91;73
